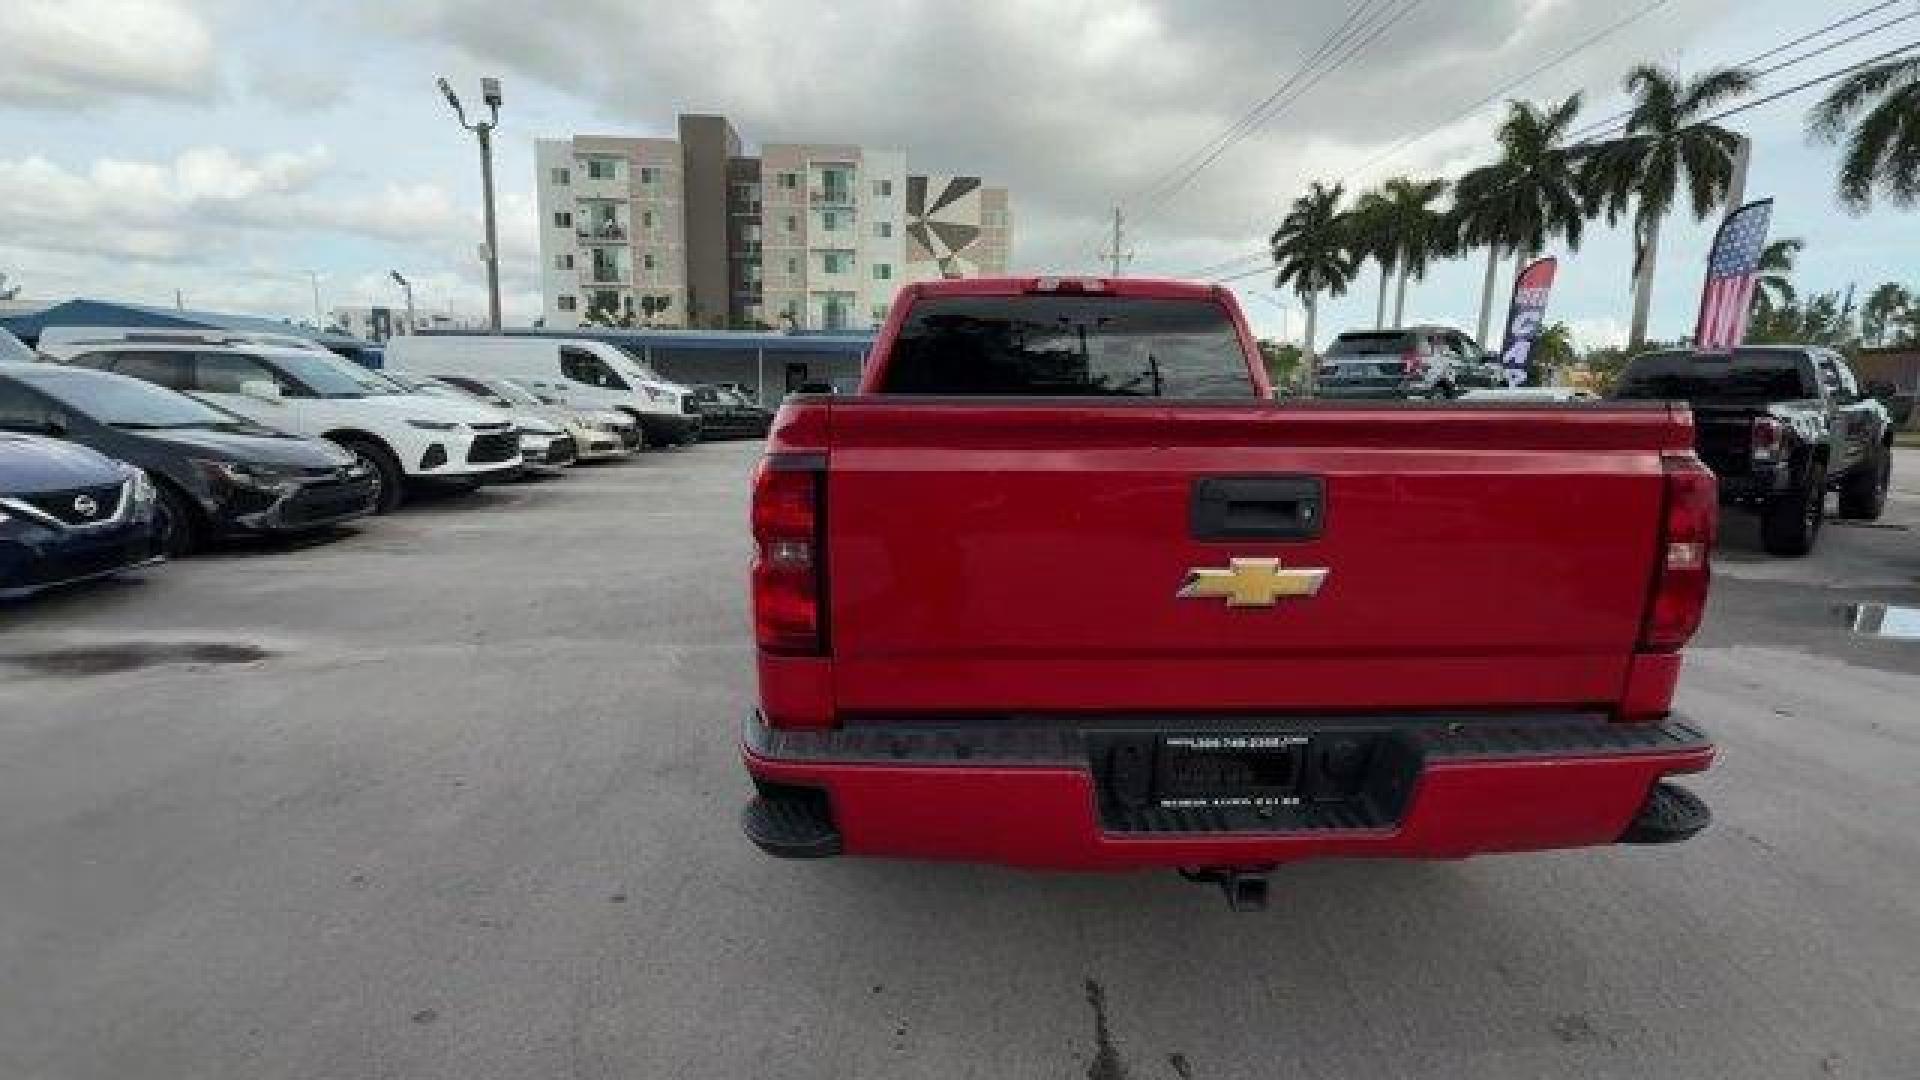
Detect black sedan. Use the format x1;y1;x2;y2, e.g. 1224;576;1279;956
1;432;163;599
0;365;377;555
686;384;773;439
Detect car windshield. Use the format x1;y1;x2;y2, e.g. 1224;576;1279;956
489;381;543;408
26;368;249;428
609;343;661;378
1614;350;1818;401
1;328;35;364
1327;333;1412;356
268;352;398;398
881;296;1251;397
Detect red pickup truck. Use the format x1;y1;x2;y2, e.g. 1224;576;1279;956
741;276;1717;909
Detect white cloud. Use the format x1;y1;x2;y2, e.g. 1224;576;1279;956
0;0;217;108
0;143;545;323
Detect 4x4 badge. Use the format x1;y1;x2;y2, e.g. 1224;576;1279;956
1177;557;1327;608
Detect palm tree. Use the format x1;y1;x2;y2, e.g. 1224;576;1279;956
1452;94;1592;345
1753;238;1803;321
1348;187;1398;330
1375;176;1452;328
1809;53;1920;211
1861;281;1910;345
1585;64;1755;349
1270;181;1360;391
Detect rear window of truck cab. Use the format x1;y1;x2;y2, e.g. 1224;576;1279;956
879;296;1252;397
1614;350;1818;401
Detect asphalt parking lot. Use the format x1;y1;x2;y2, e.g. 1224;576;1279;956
3;443;1918;1080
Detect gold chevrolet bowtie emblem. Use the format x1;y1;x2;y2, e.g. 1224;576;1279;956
1177;557;1328;608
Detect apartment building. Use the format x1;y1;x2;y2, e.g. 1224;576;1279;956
536;115;1012;331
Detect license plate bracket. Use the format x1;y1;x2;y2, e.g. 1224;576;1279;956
1153;733;1308;810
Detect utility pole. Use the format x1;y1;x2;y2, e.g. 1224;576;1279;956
1099;206;1132;277
1725;135;1752;211
390;271;417;337
309;271;323;329
439;76;505;331
174;289;184;311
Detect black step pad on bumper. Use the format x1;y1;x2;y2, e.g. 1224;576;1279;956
742;788;842;859
1619;782;1712;844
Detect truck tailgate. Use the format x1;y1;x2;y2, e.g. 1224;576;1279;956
822;399;1691;717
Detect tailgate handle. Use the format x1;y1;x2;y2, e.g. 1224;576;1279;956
1191;476;1324;541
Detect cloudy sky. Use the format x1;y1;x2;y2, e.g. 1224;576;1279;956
3;0;1916;348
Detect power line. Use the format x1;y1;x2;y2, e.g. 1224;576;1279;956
1338;0;1673;187
1136;0;1426;218
1569;0;1916;139
1184;6;1920;282
1073;1;1391;262
1125;0;1387;207
1208;35;1920;286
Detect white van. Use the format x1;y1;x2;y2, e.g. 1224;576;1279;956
383;335;699;446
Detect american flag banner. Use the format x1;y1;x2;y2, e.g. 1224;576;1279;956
1692;198;1773;352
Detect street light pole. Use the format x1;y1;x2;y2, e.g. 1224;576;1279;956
390;271;416;338
438;76;504;332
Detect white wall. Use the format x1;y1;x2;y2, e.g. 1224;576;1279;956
535;138;583;328
859;149;906;327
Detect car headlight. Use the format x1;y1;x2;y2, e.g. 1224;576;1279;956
189;458;297;492
407;418;460;431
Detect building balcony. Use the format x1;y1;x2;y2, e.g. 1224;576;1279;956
730;241;762;258
577;224;629;243
808;189;855;206
582;267;630;286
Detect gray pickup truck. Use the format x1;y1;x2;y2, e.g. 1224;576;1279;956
1613;345;1894;557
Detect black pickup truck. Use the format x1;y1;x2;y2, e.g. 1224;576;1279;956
1614;346;1894;557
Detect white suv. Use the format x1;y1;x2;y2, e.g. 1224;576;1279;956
43;333;520;512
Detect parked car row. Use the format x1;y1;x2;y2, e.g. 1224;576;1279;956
0;326;765;600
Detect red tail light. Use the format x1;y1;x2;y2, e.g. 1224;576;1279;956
1749;416;1783;461
1641;454;1717;652
752;454;826;655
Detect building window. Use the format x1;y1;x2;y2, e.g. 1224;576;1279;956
550;167;571;185
557;295;577;312
585;158;621;180
822;251;852;274
872;304;889;321
745;264;762;283
639;166;660;185
643;252;655;270
642;210;654;229
821;210;839;231
784;214;798;233
554;253;574;270
553;211;572;229
778;172;798;189
786;257;799;275
875;221;892;238
873;179;892;198
872;263;892;280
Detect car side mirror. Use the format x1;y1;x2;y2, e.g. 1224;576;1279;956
239;379;283;400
